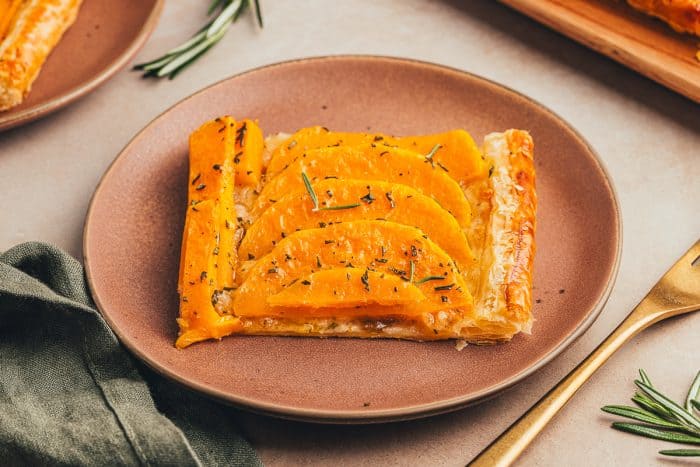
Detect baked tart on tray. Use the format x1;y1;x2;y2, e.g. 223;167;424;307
176;117;536;349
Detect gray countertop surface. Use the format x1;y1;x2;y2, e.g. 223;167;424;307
2;1;698;465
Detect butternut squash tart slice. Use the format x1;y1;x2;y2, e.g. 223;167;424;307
175;120;536;348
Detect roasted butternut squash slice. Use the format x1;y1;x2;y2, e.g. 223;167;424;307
266;126;487;183
233;220;472;318
178;117;238;292
254;144;472;227
239;178;475;271
267;268;426;309
233;119;264;187
176;201;242;349
176;116;244;349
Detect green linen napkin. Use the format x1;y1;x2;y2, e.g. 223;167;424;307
0;242;262;467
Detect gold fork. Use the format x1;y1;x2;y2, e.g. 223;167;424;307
470;239;700;467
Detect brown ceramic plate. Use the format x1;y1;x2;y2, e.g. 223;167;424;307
84;56;621;423
0;0;163;131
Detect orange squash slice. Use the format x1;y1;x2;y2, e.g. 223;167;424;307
233;220;472;318
239;178;475;271
232;119;264;187
254;144;472;227
177;117;243;348
266;126;487;183
176;201;242;348
267;268;427;309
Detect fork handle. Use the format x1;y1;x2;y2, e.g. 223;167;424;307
468;305;656;467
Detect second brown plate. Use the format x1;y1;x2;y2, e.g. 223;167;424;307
84;56;621;423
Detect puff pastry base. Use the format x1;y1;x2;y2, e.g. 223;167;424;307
0;0;83;111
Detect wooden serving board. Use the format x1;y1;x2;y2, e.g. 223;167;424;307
499;0;700;103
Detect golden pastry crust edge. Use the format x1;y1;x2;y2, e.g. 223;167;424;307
626;0;700;36
0;0;83;111
465;129;536;343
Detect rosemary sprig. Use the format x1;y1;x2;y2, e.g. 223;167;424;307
601;370;700;457
133;0;262;79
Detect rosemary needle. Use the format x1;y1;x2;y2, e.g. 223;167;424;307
685;371;700;413
301;172;319;210
414;275;445;285
133;0;263;79
659;449;700;457
318;203;361;211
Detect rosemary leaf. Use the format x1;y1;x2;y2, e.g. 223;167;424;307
208;0;243;38
159;24;229;78
409;260;415;283
318;203;361;211
301;172;319;210
167;41;219;79
137;54;176;72
635;381;700;433
232;0;250;21
414;275;445;285
253;0;263;27
658;449;700;457
601;405;684;429
164;26;212;56
208;0;227;15
639;368;652;386
611;423;700;445
686;371;700;413
631;394;676;421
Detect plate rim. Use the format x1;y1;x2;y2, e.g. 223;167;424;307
0;0;165;132
83;55;622;423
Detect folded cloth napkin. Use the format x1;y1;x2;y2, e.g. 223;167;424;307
0;242;262;467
